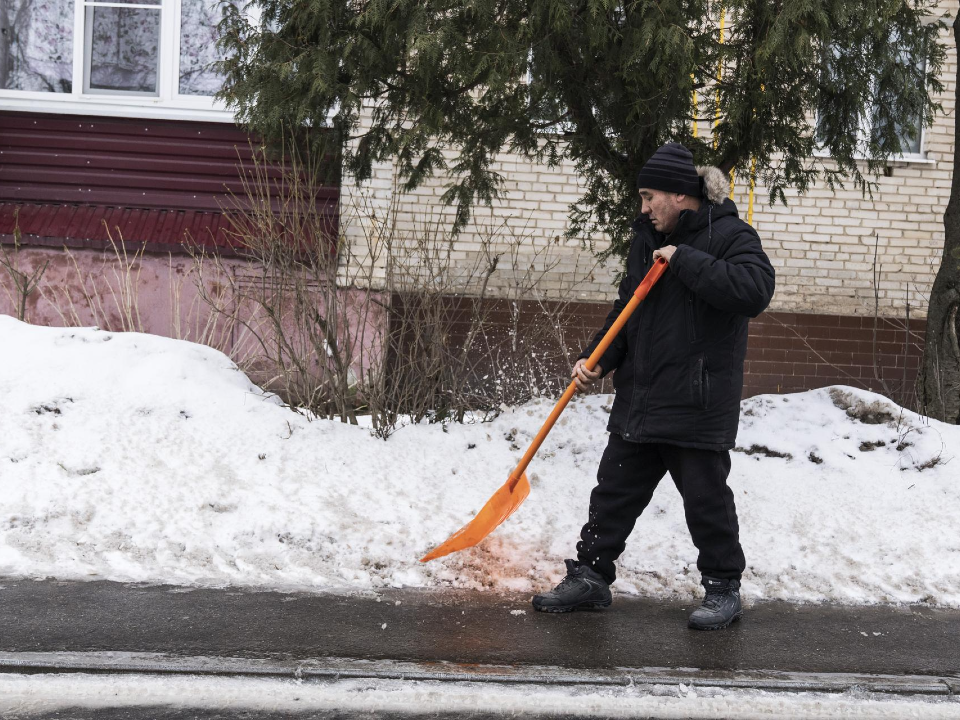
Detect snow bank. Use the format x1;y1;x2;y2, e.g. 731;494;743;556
1;316;958;606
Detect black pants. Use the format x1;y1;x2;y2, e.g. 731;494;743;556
576;433;745;584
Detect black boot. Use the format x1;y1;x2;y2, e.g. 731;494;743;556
532;559;612;613
688;576;742;630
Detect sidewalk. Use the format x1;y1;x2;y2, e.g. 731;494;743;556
1;577;958;689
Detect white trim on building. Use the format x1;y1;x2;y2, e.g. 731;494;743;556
0;91;233;122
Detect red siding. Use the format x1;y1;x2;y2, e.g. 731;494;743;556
0;111;339;251
0;202;239;252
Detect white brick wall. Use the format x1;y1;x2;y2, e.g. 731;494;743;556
341;5;956;318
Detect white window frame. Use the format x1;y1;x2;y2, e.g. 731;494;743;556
0;0;237;122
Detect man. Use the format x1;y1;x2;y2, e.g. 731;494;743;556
532;142;776;630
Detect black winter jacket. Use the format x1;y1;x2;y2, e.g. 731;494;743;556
579;169;775;451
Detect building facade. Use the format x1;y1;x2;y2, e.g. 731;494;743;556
2;0;955;406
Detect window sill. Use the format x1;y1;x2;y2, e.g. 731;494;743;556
0;91;235;123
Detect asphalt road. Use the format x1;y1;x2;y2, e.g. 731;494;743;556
0;578;958;678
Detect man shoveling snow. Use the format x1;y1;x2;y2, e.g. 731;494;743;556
532;142;776;630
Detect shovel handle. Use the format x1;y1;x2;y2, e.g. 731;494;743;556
507;258;668;488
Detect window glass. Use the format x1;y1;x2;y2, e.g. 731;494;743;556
889;56;926;156
86;4;160;93
895;114;923;155
526;48;574;134
817;40;926;158
0;0;74;92
179;0;224;96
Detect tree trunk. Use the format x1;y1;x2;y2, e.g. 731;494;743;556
918;16;960;424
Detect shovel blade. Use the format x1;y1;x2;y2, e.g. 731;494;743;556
420;473;531;562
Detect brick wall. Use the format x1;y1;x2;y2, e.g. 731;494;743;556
743;312;924;407
338;112;620;299
391;295;923;406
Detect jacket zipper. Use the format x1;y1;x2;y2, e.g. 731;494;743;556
624;299;642;438
623;258;649;439
686;294;699;343
633;285;658;440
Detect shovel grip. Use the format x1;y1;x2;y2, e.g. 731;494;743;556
510;258;668;479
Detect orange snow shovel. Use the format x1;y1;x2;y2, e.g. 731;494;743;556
421;257;669;562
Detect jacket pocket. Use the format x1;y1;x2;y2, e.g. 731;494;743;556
692;354;710;411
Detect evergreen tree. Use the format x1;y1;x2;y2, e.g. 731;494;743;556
217;0;944;260
217;0;957;421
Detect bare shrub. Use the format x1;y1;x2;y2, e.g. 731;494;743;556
5;149;600;438
867;233;924;411
167;252;250;363
29;226;245;368
185;145;385;428
378;207;602;427
188;140;601;437
38;228;146;333
0;211;49;322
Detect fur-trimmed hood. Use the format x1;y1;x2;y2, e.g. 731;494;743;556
696;165;729;205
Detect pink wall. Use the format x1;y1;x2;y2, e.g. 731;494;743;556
0;245;387;393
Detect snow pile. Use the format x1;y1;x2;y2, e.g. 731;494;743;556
0;316;958;606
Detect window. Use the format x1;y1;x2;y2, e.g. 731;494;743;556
815;42;928;161
0;0;74;92
0;0;232;119
85;0;162;95
879;55;927;157
525;49;574;135
816;95;925;160
178;0;224;96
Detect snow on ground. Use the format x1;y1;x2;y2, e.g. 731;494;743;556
0;316;958;606
2;673;960;719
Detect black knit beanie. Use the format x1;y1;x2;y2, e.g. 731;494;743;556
636;142;702;198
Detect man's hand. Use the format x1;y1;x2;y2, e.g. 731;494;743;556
572;358;602;392
652;245;677;263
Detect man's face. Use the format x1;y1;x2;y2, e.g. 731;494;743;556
639;189;683;234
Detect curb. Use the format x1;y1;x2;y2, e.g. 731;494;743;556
0;651;957;697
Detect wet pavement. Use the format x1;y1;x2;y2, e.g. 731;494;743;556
0;578;958;679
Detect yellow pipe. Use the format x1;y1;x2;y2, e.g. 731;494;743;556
717;4;732;198
714;3;724;150
748;86;764;223
692;75;698;138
